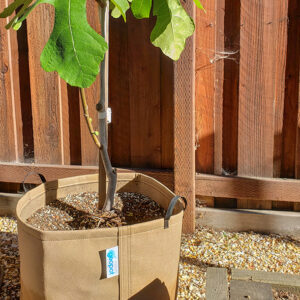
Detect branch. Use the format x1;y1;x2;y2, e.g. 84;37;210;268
79;88;102;149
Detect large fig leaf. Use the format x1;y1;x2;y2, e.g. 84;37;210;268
150;0;195;61
131;0;152;19
40;0;108;88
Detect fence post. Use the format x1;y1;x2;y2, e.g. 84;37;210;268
174;1;196;233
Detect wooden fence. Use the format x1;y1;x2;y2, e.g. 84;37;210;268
0;0;299;231
195;0;300;212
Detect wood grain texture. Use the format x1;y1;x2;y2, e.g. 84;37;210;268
230;280;273;300
109;15;131;167
174;1;195;233
80;0;100;166
195;0;216;208
160;54;174;169
128;14;161;169
231;269;300;288
0;0;23;162
238;0;278;209
27;4;62;164
196;173;300;203
296;62;300;212
214;0;225;176
16;21;34;162
206;268;228;300
281;0;300;211
59;79;70;165
195;0;215;174
0;163;174;190
272;0;290;210
222;0;240;176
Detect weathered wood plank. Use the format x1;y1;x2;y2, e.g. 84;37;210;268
281;0;300;180
80;0;100;166
67;85;82;165
195;0;215;174
232;269;300;289
222;0;240;176
296;64;300;212
272;0;290;210
0;0;23;162
109;15;131;167
230;280;273;300
0;192;22;215
174;0;195;233
195;173;300;203
206;267;228;300
214;0;225;175
238;0;277;209
195;0;216;208
128;14;161;168
27;4;62;164
160;54;174;169
0;163;174;190
283;0;300;212
17;22;34;162
59;79;70;165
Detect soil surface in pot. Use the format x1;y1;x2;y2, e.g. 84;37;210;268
26;192;166;231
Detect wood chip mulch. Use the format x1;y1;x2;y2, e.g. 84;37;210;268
27;192;166;230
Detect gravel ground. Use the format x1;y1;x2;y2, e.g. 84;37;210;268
0;218;299;299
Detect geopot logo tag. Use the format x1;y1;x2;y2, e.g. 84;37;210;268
99;246;119;279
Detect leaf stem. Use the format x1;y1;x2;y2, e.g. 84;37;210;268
79;88;101;149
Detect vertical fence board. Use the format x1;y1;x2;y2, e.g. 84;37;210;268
17;22;34;162
67;85;82;165
195;0;215;175
222;0;240;176
79;0;100;166
284;0;300;211
59;79;70;165
195;0;216;207
174;1;195;233
214;0;225;176
272;0;289;210
109;16;131;167
296;68;300;211
128;15;161;169
160;54;174;169
0;1;23;163
27;4;62;164
238;0;276;209
8;5;23;163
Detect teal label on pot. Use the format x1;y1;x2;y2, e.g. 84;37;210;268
106;246;119;278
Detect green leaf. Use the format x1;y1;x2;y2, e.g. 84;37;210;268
193;0;205;11
150;0;195;61
110;0;129;21
131;0;152;19
40;0;108;88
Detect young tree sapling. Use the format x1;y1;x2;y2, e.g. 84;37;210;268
0;0;203;211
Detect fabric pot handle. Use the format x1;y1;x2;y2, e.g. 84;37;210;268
164;195;187;229
22;171;46;193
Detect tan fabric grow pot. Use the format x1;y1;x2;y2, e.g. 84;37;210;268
16;173;185;300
